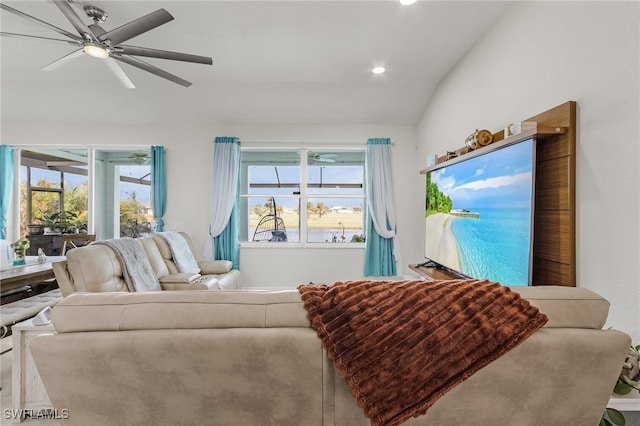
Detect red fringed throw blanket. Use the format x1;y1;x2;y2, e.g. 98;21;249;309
297;279;548;426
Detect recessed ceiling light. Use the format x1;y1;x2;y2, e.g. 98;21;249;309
398;0;418;5
372;66;386;74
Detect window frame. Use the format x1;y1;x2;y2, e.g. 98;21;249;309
9;146;152;242
240;147;366;248
25;166;65;226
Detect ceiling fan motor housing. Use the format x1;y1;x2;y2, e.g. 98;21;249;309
84;6;107;23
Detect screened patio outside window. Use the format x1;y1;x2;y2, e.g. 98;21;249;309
240;149;365;245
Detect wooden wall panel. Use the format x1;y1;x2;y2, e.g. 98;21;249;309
532;258;574;287
536;134;571;162
535;157;571;210
534;210;572;264
528;101;576;287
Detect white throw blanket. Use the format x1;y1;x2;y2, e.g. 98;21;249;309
95;239;161;292
157;232;200;274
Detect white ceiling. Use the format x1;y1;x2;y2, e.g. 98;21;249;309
0;1;509;126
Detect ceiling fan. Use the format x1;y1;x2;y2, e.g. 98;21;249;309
127;152;150;165
276;151;338;165
110;152;151;165
308;152;337;164
0;0;213;88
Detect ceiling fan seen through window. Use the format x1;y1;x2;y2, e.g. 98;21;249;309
0;0;213;88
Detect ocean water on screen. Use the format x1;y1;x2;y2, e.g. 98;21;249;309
450;207;532;286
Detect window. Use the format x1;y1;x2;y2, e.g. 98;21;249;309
20;149;88;235
240;148;365;244
117;164;153;238
95;149;152;239
18;148;152;241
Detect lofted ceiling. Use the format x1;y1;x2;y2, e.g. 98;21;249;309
0;0;509;126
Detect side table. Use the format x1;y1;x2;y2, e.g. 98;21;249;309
11;318;55;422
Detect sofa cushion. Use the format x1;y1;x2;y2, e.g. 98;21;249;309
158;273;202;284
149;234;180;274
51;290;310;333
50;285;609;334
157;232;200;273
140;238;170;278
65;245;129;293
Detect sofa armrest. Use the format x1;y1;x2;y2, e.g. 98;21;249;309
52;261;75;297
215;269;241;290
158;273;202;284
198;260;232;275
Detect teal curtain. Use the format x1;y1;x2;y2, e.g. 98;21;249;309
363;138;399;276
207;137;241;269
0;145;15;239
151;146;166;232
364;211;396;276
214;177;240;269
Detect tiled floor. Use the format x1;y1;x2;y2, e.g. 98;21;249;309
1;339;60;425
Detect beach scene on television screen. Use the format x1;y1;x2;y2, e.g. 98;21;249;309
425;139;534;286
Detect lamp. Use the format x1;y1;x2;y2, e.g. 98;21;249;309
398;0;417;5
83;43;109;59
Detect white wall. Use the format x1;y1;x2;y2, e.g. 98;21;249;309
2;122;419;287
415;1;640;344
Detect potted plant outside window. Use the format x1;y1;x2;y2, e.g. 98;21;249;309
26;223;44;235
39;211;85;234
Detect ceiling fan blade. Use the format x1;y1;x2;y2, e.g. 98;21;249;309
98;9;174;46
117;45;213;65
0;32;82;47
104;58;136;89
42;49;84;71
113;54;191;87
53;0;97;40
0;3;81;41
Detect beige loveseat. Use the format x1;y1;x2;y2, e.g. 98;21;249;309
53;232;240;295
32;286;629;426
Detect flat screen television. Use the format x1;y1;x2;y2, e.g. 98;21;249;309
424;138;536;286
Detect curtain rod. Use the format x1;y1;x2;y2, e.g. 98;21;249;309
238;139;394;147
8;144;151;150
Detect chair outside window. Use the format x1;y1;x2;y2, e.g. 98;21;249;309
60;234;97;256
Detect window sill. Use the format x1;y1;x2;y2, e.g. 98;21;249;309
240;242;365;249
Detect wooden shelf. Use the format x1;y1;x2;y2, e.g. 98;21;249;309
420;122;568;174
409;264;467;281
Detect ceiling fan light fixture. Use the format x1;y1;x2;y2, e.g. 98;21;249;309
83;43;109;59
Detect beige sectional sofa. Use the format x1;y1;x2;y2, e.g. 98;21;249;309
53;232;240;295
31;286;629;426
